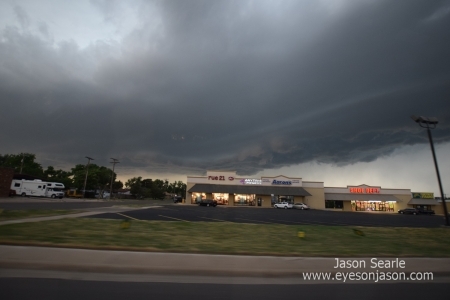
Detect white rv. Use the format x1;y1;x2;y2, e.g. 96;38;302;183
11;179;65;199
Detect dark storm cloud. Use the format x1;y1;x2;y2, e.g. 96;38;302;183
1;0;450;176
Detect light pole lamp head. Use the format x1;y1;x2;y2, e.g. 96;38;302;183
85;156;94;161
411;115;438;128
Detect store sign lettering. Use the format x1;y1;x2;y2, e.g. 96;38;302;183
208;176;225;181
240;179;262;185
208;175;235;181
272;180;292;185
412;192;434;199
349;187;380;194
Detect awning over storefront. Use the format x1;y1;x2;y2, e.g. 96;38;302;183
325;193;399;201
407;198;440;206
188;184;311;196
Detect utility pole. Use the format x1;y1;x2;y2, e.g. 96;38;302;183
83;156;94;199
109;158;119;199
411;116;449;226
19;153;24;174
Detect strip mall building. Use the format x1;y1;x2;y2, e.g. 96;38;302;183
186;171;448;214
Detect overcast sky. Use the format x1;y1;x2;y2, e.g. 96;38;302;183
1;0;449;194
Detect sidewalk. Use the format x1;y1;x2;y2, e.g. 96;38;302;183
0;206;155;226
1;245;450;278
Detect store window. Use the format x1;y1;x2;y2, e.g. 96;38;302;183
213;193;229;205
414;205;431;211
351;201;395;212
191;193;205;204
325;200;343;209
278;195;294;204
234;194;255;206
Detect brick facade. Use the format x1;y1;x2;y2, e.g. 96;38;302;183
0;167;14;197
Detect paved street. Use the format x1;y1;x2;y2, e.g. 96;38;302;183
1;278;449;300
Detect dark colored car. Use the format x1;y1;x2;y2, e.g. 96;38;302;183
199;199;217;207
173;196;183;203
398;208;419;215
9;189;16;197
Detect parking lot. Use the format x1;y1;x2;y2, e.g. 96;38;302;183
87;204;446;228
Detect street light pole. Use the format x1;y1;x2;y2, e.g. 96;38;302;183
411;116;449;226
19;153;24;174
83;156;94;199
109;158;119;199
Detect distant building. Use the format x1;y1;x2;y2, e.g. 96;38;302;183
0;167;14;197
186;170;450;214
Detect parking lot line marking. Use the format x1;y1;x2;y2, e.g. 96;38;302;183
116;213;140;221
235;217;276;224
159;215;190;222
199;217;229;222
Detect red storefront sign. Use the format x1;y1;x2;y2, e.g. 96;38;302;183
349;187;380;194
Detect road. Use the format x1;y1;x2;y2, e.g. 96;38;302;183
0;278;448;300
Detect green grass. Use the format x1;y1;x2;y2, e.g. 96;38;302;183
1;218;450;257
0;209;83;221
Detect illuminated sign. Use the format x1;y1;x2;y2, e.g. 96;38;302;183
349;187;380;194
240;179;262;185
272;180;292;185
208;176;225;181
208;175;235;181
412;193;434;199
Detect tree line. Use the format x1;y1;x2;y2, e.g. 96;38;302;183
0;153;186;199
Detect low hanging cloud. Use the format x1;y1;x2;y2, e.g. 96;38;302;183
0;0;449;177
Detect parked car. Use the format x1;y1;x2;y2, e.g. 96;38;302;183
274;202;293;209
173;196;183;203
398;208;419;215
95;192;110;199
293;203;309;210
199;199;217;207
9;189;16;197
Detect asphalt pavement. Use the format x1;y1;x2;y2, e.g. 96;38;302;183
1;198;450;284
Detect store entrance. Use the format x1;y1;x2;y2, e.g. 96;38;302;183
351;201;395;212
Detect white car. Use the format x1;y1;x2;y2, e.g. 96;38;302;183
274;202;293;209
293;203;309;210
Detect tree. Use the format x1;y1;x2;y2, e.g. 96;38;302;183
0;153;44;177
71;164;115;197
44;166;73;188
151;182;166;199
113;180;123;191
125;176;144;198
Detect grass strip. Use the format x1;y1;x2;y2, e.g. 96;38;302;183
1;219;450;256
0;209;83;221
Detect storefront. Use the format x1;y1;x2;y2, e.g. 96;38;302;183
186;171;319;208
186;171;432;213
324;185;411;212
408;192;439;211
